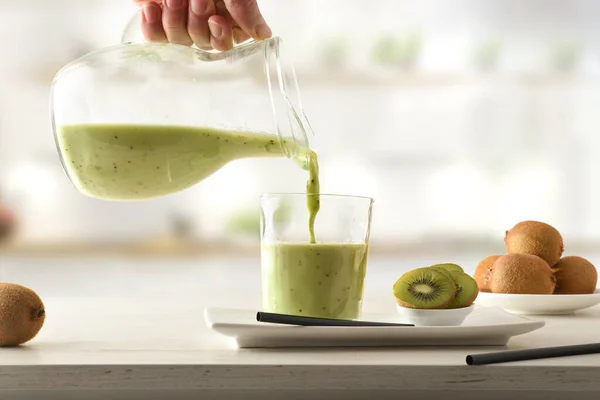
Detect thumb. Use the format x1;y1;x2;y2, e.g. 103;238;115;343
223;0;271;40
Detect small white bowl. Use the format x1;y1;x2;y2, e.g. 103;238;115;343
395;304;475;326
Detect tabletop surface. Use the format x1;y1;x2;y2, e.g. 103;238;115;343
0;255;598;394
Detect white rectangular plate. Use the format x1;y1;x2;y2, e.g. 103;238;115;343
204;307;545;348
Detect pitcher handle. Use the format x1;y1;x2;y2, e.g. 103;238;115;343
121;10;144;44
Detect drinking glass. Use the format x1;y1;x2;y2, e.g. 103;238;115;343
260;193;374;319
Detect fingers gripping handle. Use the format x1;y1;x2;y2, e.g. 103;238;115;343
120;9;257;47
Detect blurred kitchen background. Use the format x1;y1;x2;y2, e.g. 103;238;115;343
1;0;600;273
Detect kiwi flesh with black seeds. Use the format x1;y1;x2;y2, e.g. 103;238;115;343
429;266;454;281
433;263;464;274
393;268;457;309
446;271;479;308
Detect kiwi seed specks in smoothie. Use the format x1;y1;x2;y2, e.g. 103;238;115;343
261;242;368;319
57;124;319;205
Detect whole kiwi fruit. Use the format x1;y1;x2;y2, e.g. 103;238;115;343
490;254;556;294
473;255;500;292
393;268;457;309
0;282;45;346
552;256;598;294
504;220;564;266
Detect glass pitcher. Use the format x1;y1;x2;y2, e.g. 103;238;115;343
50;11;315;201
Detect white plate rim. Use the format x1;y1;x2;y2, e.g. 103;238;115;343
203;307;546;347
203;307;546;332
477;288;600;300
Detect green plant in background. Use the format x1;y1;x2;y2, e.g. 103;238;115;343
272;199;292;227
549;40;582;73
371;35;399;66
226;199;292;237
471;38;502;72
318;37;350;70
370;32;423;70
226;207;260;237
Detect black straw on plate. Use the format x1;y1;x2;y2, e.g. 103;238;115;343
466;343;600;366
256;311;414;327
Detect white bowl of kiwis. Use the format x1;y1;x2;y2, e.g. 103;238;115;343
474;220;600;315
392;263;478;326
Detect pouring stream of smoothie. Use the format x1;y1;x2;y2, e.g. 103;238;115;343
305;152;320;244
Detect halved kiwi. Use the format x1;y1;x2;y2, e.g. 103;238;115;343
433;263;464;274
446;271;479;308
429;266;454;281
393;268;457;309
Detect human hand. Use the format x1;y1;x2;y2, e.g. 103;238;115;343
134;0;272;51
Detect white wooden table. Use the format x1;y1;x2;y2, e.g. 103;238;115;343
0;256;599;400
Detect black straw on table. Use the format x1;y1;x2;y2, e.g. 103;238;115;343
256;311;414;327
467;343;600;366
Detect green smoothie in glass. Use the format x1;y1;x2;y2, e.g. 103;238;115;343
261;242;369;319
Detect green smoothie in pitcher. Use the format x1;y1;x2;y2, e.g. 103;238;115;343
56;123;320;242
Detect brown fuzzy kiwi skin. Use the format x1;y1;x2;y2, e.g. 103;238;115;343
504;220;564;267
395;298;420;309
552;256;598;294
474;255;501;292
0;282;45;346
490;254;556;294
